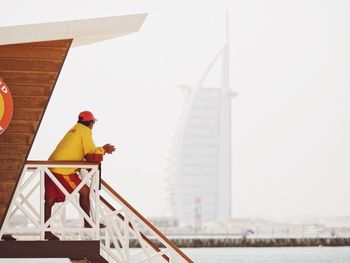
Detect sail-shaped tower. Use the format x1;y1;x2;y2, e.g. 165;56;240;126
169;15;236;225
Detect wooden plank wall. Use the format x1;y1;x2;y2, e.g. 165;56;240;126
0;39;72;227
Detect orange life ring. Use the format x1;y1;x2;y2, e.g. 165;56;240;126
0;78;13;135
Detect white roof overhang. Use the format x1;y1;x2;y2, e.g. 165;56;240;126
0;14;147;47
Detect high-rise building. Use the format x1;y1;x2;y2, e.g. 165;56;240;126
168;16;236;224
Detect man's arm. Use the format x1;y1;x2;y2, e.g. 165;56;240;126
82;129;105;155
82;130;116;155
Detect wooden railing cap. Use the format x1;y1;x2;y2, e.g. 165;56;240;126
26;160;100;165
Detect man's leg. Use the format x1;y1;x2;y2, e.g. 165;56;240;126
63;173;104;228
79;185;92;228
44;199;60;240
79;185;105;228
44;199;55;222
44;173;61;240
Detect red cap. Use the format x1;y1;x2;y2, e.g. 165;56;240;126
78;111;97;122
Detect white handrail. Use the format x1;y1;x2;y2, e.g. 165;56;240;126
0;161;101;240
0;161;193;263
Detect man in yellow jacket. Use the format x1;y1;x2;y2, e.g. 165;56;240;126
45;111;115;240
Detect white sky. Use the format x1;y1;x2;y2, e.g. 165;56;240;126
3;0;350;221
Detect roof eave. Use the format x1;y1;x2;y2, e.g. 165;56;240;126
0;13;147;47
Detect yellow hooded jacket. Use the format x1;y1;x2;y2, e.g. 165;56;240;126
49;123;105;175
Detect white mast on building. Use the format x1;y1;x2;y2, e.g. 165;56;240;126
217;11;234;219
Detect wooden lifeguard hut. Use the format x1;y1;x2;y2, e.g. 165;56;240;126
0;15;193;263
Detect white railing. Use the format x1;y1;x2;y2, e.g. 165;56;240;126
0;161;193;263
0;161;101;240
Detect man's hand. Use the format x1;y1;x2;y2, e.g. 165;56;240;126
103;143;116;154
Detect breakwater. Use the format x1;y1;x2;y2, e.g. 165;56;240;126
126;238;350;248
169;237;350;247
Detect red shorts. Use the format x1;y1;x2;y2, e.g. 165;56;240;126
45;172;82;202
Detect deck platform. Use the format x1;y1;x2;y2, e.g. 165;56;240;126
0;240;107;262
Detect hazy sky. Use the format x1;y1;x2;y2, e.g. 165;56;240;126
3;0;350;221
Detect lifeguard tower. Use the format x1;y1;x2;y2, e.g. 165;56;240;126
0;14;193;263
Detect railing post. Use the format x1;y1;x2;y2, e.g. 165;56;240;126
0;165;28;238
77;193;83;240
124;209;130;262
40;167;45;240
94;169;100;240
60;203;67;240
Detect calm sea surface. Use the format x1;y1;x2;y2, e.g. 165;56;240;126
1;247;350;262
183;247;350;263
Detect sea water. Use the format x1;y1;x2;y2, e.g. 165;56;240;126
1;247;350;262
183;247;350;263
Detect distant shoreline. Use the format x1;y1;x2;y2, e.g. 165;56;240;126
124;237;350;248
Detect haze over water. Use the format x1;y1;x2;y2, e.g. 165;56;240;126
2;0;349;221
